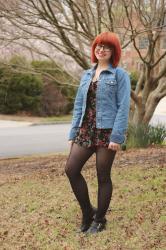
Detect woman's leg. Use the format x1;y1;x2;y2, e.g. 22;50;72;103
95;147;117;222
65;142;96;218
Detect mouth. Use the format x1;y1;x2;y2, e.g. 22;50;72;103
97;53;106;57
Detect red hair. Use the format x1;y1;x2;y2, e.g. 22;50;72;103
91;31;121;67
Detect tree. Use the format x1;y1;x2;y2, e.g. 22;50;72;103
122;0;166;124
0;0;166;124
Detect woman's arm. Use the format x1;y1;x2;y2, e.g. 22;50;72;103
68;72;86;141
109;69;131;144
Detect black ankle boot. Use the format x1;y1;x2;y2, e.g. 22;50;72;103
77;206;97;233
85;215;107;234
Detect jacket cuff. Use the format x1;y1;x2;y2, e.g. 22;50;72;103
68;127;79;141
109;132;126;144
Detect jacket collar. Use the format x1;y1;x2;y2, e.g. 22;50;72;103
86;62;116;76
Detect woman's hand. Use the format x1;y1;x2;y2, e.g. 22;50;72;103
108;141;121;151
68;140;74;145
68;140;74;154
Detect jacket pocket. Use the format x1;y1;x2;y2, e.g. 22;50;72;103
105;79;117;85
104;79;117;94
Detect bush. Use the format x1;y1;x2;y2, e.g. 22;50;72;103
130;71;139;90
0;57;43;115
148;124;166;145
31;59;77;115
126;123;166;149
0;57;77;116
39;82;69;116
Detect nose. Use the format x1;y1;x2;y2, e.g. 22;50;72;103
99;46;104;51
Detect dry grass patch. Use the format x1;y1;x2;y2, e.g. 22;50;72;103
0;146;165;250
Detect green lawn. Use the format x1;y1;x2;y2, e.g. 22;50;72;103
0;147;165;250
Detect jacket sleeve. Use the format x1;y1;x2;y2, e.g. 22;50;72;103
109;70;131;144
68;72;85;141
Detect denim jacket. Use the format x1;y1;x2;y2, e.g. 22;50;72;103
68;62;131;144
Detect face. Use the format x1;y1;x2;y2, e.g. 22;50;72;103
94;43;112;62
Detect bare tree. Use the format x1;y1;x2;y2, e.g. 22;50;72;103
122;0;166;124
0;0;166;124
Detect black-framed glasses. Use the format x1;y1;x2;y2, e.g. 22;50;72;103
95;44;112;52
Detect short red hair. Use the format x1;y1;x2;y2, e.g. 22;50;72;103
91;31;121;67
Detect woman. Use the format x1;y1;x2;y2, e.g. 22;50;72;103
65;31;131;234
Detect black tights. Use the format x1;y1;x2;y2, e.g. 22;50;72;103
65;142;116;222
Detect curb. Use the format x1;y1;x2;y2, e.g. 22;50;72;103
0;151;69;161
30;121;71;126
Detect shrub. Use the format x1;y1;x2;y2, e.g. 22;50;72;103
130;71;139;90
39;82;69;116
0;57;77;116
0;58;43;115
31;59;77;115
125;123;166;149
148;124;166;145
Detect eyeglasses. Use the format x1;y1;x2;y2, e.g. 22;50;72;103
95;44;112;52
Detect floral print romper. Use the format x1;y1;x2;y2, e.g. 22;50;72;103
74;80;112;148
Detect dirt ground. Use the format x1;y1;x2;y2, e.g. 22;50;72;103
0;146;165;185
0;146;165;250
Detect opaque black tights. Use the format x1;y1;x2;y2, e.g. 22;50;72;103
65;142;116;222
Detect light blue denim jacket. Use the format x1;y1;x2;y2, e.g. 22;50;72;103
68;62;131;144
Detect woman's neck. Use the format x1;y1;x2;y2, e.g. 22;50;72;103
96;60;110;71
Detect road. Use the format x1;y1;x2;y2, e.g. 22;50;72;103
0;123;71;158
0;114;165;159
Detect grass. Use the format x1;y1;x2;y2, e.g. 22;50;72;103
0;114;72;123
0;147;165;250
41;114;72;122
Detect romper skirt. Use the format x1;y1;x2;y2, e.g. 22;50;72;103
73;80;112;148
